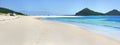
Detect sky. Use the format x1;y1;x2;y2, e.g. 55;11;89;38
0;0;120;15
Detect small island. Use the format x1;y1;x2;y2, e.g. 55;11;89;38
75;8;120;16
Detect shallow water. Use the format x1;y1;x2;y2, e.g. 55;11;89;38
42;16;120;42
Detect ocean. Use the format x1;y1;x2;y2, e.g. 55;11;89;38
42;16;120;42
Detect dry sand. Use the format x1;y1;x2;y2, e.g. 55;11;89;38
0;16;119;45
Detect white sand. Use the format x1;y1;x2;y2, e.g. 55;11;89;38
0;16;119;45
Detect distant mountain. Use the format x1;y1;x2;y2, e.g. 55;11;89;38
0;7;26;15
75;8;120;16
105;9;120;15
75;8;104;16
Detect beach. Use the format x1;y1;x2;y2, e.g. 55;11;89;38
0;16;119;45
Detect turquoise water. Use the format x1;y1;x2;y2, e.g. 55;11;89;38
43;16;120;42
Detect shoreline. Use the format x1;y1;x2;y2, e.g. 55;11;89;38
0;16;119;45
41;17;120;42
39;17;120;42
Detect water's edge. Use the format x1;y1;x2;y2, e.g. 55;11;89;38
41;18;120;42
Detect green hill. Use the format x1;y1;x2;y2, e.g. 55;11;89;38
0;7;26;15
105;9;120;15
75;8;104;16
75;8;120;16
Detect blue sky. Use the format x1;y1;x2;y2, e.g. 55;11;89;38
0;0;120;15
